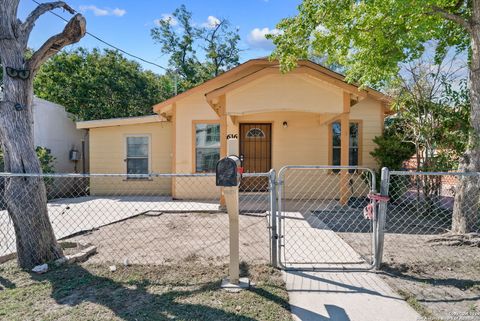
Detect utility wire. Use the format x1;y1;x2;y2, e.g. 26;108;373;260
30;0;169;71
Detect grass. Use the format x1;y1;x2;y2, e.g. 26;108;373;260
398;290;441;321
0;260;292;321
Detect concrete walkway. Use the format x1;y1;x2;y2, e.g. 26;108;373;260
281;211;420;321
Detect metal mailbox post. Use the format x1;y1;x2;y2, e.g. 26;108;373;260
216;138;249;290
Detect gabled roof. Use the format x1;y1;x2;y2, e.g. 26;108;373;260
153;58;391;113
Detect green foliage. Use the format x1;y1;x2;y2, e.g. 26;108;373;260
0;146;56;174
270;0;470;87
370;121;416;170
369;119;416;196
34;48;173;121
391;60;471;171
151;5;241;92
35;147;55;174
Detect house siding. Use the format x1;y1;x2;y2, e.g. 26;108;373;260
174;92;221;199
82;62;386;200
170;73;383;200
88;122;172;195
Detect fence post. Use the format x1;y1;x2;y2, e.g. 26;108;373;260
374;167;390;269
269;169;278;268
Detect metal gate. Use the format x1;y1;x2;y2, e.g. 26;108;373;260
276;166;377;270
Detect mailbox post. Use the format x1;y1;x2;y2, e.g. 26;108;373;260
216;138;249;290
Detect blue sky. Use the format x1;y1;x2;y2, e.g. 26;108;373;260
18;0;301;74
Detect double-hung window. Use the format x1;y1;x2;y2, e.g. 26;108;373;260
331;121;360;171
126;136;149;175
195;123;220;172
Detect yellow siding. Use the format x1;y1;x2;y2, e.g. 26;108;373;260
89;122;172;195
350;97;383;168
169;73;383;199
227;73;343;115
174;92;220;199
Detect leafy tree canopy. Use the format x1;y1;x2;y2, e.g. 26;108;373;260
151;4;241;92
34;48;174;120
270;0;470;87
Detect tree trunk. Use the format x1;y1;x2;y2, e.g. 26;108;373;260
0;1;85;269
452;17;480;234
0;43;63;268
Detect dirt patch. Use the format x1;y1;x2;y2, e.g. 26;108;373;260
376;233;479;320
66;212;270;265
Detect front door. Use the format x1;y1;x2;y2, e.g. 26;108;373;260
239;123;272;192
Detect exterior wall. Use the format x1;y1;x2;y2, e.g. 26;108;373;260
168;72;384;200
88;122;172;195
227;73;343;115
228;112;374;199
174;92;221;199
350;97;384;168
33;97;87;173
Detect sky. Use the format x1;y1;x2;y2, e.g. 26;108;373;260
18;0;301;74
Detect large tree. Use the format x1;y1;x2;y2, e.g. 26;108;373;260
151;4;240;92
0;0;86;268
34;48;173;120
270;0;479;234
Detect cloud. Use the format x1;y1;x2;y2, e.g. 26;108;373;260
247;27;281;50
154;13;178;27
202;15;221;28
79;5;126;17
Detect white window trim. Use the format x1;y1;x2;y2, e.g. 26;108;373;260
124;134;152;177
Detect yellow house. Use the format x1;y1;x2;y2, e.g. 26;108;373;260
77;58;390;199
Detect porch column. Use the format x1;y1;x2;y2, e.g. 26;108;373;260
171;103;177;199
340;92;350;205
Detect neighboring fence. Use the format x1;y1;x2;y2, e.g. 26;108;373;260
0;172;272;265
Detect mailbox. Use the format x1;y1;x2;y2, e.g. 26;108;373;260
216;155;242;187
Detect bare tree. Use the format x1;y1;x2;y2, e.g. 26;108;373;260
0;0;86;268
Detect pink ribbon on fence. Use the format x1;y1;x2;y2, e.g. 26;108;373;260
363;193;390;220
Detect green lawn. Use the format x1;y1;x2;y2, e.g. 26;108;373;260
0;261;292;321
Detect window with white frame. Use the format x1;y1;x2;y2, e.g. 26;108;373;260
195;123;220;172
126;136;149;175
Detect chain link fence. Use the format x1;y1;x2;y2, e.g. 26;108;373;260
277;166;376;269
0;172;272;265
382;171;480;268
377;170;480;317
2;168;480;272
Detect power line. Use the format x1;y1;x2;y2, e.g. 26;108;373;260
30;0;169;71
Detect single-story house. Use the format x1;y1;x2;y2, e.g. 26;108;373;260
77;59;390;200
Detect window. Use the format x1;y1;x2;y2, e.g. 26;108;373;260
331;121;360;171
126;136;149;175
195;123;220;172
246;128;266;138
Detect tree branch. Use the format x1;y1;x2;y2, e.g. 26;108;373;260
28;13;86;72
430;5;472;33
22;1;75;39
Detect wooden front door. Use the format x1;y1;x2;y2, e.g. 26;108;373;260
239;123;272;192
